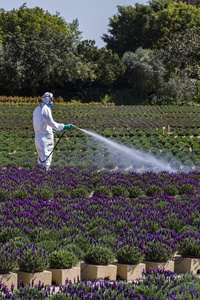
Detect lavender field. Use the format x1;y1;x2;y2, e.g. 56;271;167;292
1;104;200;299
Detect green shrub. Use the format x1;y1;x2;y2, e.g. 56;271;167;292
112;185;127;197
164;185;179;196
145;241;174;262
179;225;199;235
64;243;85;261
84;245;115;265
93;186;112;197
13;189;29;199
178;184;196;194
104;160;116;170
129;186;144;198
71;187;90;197
178;237;200;258
19;246;49;272
0;227;23;243
37;239;60;251
116;245;144;265
49;249;78;269
146;184;162;196
72;234;91;253
7;237;31;251
0;188;10;200
0;244;19;272
151;148;160;155
36;188;54;200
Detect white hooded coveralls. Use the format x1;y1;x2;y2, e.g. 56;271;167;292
33;102;64;169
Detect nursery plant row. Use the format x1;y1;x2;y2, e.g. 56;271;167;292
1;269;200;299
1;165;200;298
0;129;200;172
1;165;200;258
1;103;200;299
1;104;200;132
1;104;200;172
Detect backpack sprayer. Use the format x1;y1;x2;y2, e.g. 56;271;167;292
39;124;110;163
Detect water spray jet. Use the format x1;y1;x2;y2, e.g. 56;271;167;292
75;127;178;173
54;125;193;173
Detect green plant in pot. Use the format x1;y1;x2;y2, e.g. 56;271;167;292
116;245;144;265
49;249;78;269
19;245;49;273
178;233;200;258
144;241;175;262
84;245;115;265
63;243;85;261
0;244;19;273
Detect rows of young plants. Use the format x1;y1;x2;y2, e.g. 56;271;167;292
1;104;200;298
1;103;200;172
1;104;200;131
2;129;200;172
1;165;200;298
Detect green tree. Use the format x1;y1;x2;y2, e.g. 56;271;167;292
102;0;200;57
121;48;166;102
0;4;97;98
0;3;79;42
160;28;200;78
174;0;200;7
74;40;125;102
0;30;95;96
77;40;125;86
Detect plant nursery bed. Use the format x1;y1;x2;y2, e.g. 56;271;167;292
174;255;200;274
0;272;17;291
143;260;174;272
113;262;146;281
80;263;117;281
16;270;52;286
48;267;80;285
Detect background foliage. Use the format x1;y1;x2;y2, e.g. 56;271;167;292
1;1;200;105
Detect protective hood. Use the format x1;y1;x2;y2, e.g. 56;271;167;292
42;92;53;105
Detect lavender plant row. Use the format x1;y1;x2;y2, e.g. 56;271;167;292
1;269;200;299
1;166;200;261
1;104;200;131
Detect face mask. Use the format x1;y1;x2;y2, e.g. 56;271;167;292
48;102;54;109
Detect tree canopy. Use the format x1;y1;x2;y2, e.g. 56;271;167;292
121;48;166;102
1;1;200;105
102;0;200;57
0;3;81;44
0;30;96;96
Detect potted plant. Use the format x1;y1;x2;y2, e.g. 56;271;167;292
175;232;200;274
81;245;117;281
48;249;80;285
17;245;52;286
0;244;18;291
114;245;146;280
143;241;175;272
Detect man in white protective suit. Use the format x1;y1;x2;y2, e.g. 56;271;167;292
33;92;72;170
